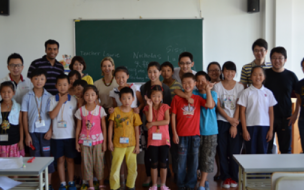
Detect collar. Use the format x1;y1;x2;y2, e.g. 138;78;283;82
249;84;265;91
8;73;24;82
55;93;71;103
251;60;269;67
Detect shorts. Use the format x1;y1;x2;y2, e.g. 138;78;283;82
148;145;169;168
199;135;217;173
30;133;55;173
51;138;78;159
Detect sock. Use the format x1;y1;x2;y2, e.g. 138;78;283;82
61;182;66;186
83;180;88;184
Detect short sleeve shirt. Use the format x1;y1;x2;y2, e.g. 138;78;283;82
164;80;183;100
172;68;197;84
109;107;142;148
240;61;272;86
109;84;139;108
94;77;119;109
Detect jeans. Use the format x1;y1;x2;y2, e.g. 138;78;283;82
177;135;200;189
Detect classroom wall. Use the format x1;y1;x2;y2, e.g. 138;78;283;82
0;0;303;79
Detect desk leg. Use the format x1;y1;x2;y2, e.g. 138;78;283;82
242;169;247;190
238;166;242;190
45;167;49;190
39;172;43;190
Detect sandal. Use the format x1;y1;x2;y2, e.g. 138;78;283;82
88;187;95;190
99;185;106;190
149;185;158;190
160;185;170;190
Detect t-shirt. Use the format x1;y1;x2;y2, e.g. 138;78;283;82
109;107;142;148
240;61;272;86
109;84;139;108
171;94;207;136
140;82;172;106
163;80;183;100
94;77;119;109
213;81;244;122
82;74;94;85
296;79;304;119
264;68;298;118
238;85;277;127
48;94;77;139
172;68;197;84
193;89;218;136
143;104;171;147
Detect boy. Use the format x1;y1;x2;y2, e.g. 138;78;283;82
108;87;142;190
73;79;88;108
48;74;78;190
171;73;213;190
172;52;197;84
22;69;54;190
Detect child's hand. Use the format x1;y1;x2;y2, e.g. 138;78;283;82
25;134;32;147
243;130;250;141
206;82;215;91
266;129;273;142
108;107;114;114
186;97;194;104
108;141;114;152
145;95;153;107
133;145;140;154
76;143;81;152
18;141;24;151
173;133;179;144
133;107;140;114
59;93;68;103
228;117;239;127
229;126;237;138
102;142;107;152
146;122;153;129
44;130;52;140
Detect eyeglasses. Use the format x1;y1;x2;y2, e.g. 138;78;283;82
179;62;192;66
208;69;220;73
8;64;23;68
254;49;266;53
271;57;285;61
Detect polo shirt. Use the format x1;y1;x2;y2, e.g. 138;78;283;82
109;84;139;108
0;74;33;104
28;55;64;95
240;60;272;86
21;89;52;133
238;85;277;127
172;67;197;84
48;94;77;139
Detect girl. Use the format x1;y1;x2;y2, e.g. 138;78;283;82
75;85;107;190
68;70;81;96
69;56;94;85
143;85;170;190
238;66;276;154
140;62;171;186
0;81;24;157
213;61;244;189
207;62;222;83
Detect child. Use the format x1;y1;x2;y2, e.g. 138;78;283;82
172;52;197;84
207;62;222;83
296;58;304;151
238;66;277;154
73;79;88;108
22;69;54;190
75;85;107;190
213;61;244;189
69;56;94;85
108;87;142;190
48;74;78;190
109;66;144;114
143;85;171;190
171;73;213;190
0;81;24;157
68;70;81;96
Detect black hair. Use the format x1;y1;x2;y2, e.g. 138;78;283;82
119;87;134;99
73;79;87;88
270;47;287;59
148;85;163;99
195;71;211;81
83;85;99;100
144;62;161;96
301;58;304;67
147;62;161;71
114;66;129;76
45;39;59;49
56;74;69;84
207;61;223;80
0;81;15;92
181;73;196;82
222;61;237;72
250;66;266;84
252;38;268;51
7;53;23;65
30;69;47;79
69;56;87;71
160;61;174;72
68;70;81;80
179;52;193;62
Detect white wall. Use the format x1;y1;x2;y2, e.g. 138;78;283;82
0;0;303;79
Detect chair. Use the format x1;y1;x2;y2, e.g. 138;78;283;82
271;172;304;190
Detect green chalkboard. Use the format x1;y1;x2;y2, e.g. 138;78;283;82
75;19;203;82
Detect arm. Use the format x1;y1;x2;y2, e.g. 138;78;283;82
133;126;140;154
143;96;153;122
174;89;193;104
229;103;240;138
136;91;145;111
239;105;250;141
108;120;114;151
204;85;214;108
266;106;274;142
216;98;239;127
18;111;24;151
75;119;82;152
171;113;179;144
22;111;31;147
288;92;300;126
48;94;68;119
146;109;170;129
112;97;117;107
101;116;107;152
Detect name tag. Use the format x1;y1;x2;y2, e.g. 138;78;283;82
83;139;92;147
58;121;67;128
0;134;8;141
120;137;129;144
152;133;162;140
35;120;45;128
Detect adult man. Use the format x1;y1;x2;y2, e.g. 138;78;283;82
172;52;197;84
27;39;64;95
240;38;272;88
0;53;33;104
265;47;299;154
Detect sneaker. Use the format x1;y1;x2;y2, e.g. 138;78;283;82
222;178;231;189
230;179;238;188
68;181;77;190
80;184;88;190
205;181;209;190
59;184;67;190
149;186;158;190
198;187;205;190
47;184;54;190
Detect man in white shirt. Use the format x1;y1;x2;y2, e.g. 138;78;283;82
172;52;197;84
0;53;33;104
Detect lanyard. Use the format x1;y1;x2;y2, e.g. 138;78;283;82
85;105;94;138
60;103;66;121
34;93;43;122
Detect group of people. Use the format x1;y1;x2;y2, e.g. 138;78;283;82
0;38;303;190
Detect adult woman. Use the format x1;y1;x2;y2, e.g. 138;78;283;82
207;62;222;83
69;56;94;85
